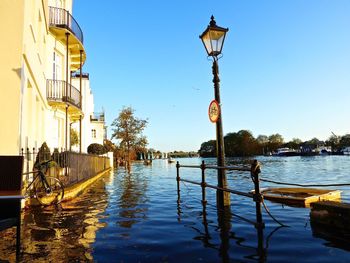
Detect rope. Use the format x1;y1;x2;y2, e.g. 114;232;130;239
261;197;288;227
260;178;350;187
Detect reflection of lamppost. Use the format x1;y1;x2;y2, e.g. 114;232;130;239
200;16;230;207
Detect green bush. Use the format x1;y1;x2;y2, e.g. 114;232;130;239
87;143;107;155
34;142;51;169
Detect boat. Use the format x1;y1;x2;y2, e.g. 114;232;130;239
143;159;152;165
342;147;350;155
318;146;332;155
168;157;176;163
273;148;299;157
256;187;342;207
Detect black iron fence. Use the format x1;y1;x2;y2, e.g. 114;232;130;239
49;6;84;44
46;79;81;109
21;148;110;187
176;160;264;228
176;160;266;259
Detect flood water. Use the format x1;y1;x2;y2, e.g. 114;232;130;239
1;156;350;262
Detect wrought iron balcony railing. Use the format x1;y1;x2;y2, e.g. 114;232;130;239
47;79;81;109
90;112;105;122
49;6;84;44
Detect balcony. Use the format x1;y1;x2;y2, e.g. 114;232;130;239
90;113;105;122
46;79;83;119
49;6;86;71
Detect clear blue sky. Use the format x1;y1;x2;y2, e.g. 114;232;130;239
73;0;350;152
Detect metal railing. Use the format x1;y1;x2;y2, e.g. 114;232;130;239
63;151;110;185
20;148;110;187
49;6;84;44
46;79;81;109
176;160;264;228
90;112;105;122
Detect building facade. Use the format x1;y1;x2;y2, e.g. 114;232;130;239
0;0;104;155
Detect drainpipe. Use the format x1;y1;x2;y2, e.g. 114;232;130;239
65;32;69;151
79;50;83;153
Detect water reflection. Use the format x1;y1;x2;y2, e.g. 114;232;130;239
177;196;267;262
0;171;111;262
310;220;350;252
115;166;148;229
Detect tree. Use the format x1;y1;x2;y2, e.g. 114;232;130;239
325;134;340;151
285;138;302;150
104;139;116;152
268;134;284;152
199;140;216;157
111;107;148;164
134;136;148;158
306;137;322;148
256;135;269;155
34;142;51;169
339;134;350;149
225;130;258;157
70;128;79;148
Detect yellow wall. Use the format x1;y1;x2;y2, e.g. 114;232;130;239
0;0;24;155
0;0;86;156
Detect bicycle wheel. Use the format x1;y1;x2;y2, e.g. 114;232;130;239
34;176;64;206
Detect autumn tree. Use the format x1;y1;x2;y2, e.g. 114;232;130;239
70;128;79;148
111;107;148;165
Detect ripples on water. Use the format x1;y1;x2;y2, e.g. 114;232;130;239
1;156;350;262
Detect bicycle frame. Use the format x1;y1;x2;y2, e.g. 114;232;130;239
23;162;51;197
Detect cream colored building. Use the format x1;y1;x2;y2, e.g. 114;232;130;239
71;74;106;152
0;0;103;155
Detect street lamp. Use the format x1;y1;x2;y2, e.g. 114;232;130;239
200;16;230;207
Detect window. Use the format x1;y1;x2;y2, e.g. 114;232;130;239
92;129;96;138
53;51;62;80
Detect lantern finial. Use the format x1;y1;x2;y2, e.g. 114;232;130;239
210;16;216;27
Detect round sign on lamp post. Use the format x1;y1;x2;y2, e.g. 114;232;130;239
208;100;220;123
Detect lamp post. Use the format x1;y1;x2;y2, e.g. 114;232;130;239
200;16;230;207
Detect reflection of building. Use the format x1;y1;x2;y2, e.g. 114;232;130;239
0;0;102;155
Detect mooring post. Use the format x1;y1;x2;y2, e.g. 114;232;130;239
200;160;207;205
176;161;180;202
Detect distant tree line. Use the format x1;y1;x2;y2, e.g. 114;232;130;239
199;130;350;157
168;151;199;158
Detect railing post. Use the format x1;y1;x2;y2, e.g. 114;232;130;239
176;161;180;202
251;160;264;229
251;159;266;260
201;160;207;204
33;147;36;162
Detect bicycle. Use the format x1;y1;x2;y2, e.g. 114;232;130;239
24;160;64;206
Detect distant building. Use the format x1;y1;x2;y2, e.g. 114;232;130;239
0;0;102;154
